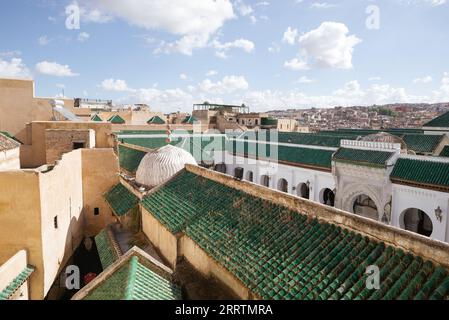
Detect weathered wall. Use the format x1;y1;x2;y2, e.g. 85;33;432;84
0;250;30;300
38;150;85;297
141;206;179;269
45;129;95;164
82;149;120;236
0;169;44;299
0;147;20;171
0;78;73;142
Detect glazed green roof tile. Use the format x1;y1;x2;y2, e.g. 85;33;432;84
391;158;449;189
0;131;22;144
0;266;34;300
104;183;139;217
147;116;166;124
227;140;333;169
108;115;126;124
118;145;147;173
141;170;449;300
261;117;278;126
401;134;444;154
182;115;198;124
95;229;120;270
333;148;394;168
91;114;103;122
439;146;449;157
84;256;181;300
424;111;449;128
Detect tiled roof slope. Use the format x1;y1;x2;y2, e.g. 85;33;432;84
333;148;394;168
142;171;449;300
0;131;21;143
227;140;333;170
118;145;147;173
147;116;166;124
104;183;139;217
95;229;121;269
83;256;181;300
401;134;444;154
182;115;198;124
439;146;449;157
91;114;103;122
424;111;449;128
0;132;20;151
108;115;126;124
0;266;34;300
391;158;449;190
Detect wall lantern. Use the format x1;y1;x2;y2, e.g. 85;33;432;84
435;207;443;223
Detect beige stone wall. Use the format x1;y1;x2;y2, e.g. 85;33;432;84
82;149;120;236
141;206;179;269
0;169;44;299
0;78;73;142
0;147;20;170
0;250;30;300
45;129;95;164
38;150;85;297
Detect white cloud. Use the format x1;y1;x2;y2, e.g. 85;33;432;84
297;21;361;69
206;70;218;76
284;58;309;71
215;51;228;59
81;0;235;55
35;61;78;77
179;73;188;80
212;38;255;53
297;76;315;84
413;75;433;84
369;76;382;81
128;87;194;112
0;57;31;78
78;32;90;42
310;2;338;9
38;35;51;46
282;27;298;45
99;78;133;92
237;2;254;16
268;42;280;53
198;76;249;94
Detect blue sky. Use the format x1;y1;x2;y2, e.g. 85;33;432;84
0;0;448;113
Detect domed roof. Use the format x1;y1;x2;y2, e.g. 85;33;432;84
136;145;197;188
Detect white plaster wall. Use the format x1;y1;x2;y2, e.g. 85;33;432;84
392;184;448;242
0;148;20;171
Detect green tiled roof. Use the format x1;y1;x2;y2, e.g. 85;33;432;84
84;256;181;300
0;131;22;144
104;183;139;217
261;117;278;126
0;266;34;300
108;115;126;124
118;135;226;163
391;158;449;189
401;134;444;154
424;111;449;128
118;145;147;173
91;114;103;122
333;148;394;168
147;116;166;124
439;146;449;157
142;170;449;300
227;140;333;169
95;229;120;269
182;115;198;124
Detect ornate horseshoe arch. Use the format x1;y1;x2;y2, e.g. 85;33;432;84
341;183;383;216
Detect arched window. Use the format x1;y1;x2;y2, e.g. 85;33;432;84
246;171;254;182
401;208;433;237
297;183;310;199
352;194;379;221
234;167;244;180
260;175;270;188
214;163;227;174
277;179;288;193
320;188;335;207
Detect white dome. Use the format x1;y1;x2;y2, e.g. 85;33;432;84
136;145;197;188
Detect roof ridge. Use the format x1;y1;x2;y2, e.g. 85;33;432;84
124;256;139;300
